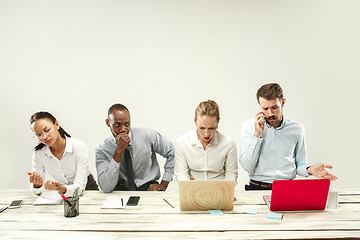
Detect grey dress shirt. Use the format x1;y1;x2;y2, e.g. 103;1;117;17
95;127;175;193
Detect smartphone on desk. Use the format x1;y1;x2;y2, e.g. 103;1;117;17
127;196;140;206
8;200;22;209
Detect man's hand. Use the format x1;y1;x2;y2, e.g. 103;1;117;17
114;131;130;152
307;163;338;181
147;181;169;191
254;111;265;138
113;130;130;163
44;180;67;193
27;172;43;188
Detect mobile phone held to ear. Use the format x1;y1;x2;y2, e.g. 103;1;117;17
127;196;140;206
8;200;23;209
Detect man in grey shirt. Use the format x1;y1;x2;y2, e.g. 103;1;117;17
96;103;175;192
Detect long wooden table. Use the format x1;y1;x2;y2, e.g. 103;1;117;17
0;189;359;239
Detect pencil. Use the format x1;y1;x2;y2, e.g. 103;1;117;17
163;198;174;208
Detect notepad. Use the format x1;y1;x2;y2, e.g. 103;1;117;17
101;196;130;209
244;210;258;215
267;212;283;220
208;210;224;216
33;191;63;205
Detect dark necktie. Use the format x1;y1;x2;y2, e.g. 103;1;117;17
124;148;137;191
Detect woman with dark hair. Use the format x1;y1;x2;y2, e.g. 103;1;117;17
27;111;98;197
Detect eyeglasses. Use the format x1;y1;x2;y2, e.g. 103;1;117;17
33;126;53;140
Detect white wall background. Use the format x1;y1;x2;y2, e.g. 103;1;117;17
0;0;359;191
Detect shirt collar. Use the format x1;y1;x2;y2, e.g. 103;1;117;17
190;129;219;148
211;131;219;145
45;137;72;157
265;115;286;130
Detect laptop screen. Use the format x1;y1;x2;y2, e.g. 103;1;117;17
264;179;330;211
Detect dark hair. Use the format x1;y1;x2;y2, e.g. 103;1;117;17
256;83;284;103
108;103;129;117
30;111;71;151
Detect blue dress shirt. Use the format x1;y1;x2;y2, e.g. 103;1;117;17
239;117;310;183
95;127;175;193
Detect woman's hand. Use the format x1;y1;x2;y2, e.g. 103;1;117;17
44;180;67;194
27;172;43;188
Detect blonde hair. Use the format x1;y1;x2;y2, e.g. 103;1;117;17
195;100;220;122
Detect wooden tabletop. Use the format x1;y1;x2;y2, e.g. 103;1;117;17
0;189;359;239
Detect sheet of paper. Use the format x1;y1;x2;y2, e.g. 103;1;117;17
101;196;130;209
33;191;63;205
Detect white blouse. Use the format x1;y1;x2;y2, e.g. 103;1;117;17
175;129;238;183
30;137;89;197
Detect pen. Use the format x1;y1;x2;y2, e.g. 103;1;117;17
0;206;8;213
61;194;72;207
163;198;174;208
72;188;79;199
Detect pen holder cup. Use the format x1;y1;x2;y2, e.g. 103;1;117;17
64;197;79;218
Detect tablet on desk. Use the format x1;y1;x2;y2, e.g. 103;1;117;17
263;179;330;211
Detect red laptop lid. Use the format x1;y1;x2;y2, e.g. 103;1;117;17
270;179;330;211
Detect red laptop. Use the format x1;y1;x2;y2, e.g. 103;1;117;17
263;179;330;211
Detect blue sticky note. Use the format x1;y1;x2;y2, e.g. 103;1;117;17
267;212;283;220
244;210;258;215
208;210;224;216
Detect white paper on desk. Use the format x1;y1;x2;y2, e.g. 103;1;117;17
101;196;130;209
33;191;63;205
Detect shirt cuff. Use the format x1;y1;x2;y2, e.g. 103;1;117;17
64;187;74;198
251;135;263;147
297;164;311;176
31;183;44;195
175;175;190;182
110;158;121;169
63;185;84;198
162;172;174;182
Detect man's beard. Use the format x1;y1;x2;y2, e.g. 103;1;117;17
266;116;280;126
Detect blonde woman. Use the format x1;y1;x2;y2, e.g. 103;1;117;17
175;100;238;182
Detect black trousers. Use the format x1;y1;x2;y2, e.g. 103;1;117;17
85;173;99;190
114;180;159;191
245;179;272;191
